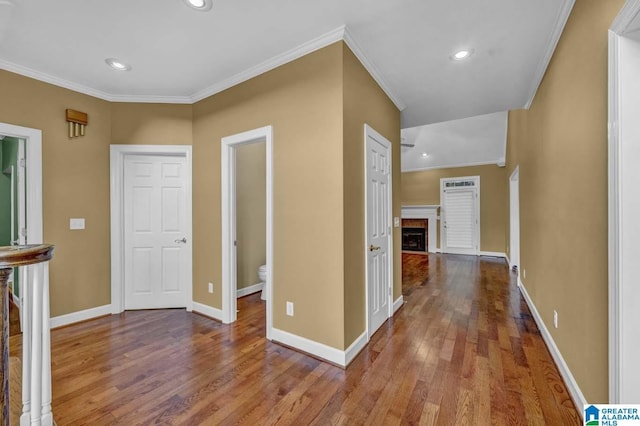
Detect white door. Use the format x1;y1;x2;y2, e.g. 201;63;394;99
509;168;520;272
124;155;188;309
365;125;392;336
441;178;479;255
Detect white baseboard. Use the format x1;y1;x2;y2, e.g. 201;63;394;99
344;331;368;366
237;282;263;298
393;295;404;313
192;302;224;322
479;251;507;258
272;327;351;367
518;282;587;415
50;304;112;329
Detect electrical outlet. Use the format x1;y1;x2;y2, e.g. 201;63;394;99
208;282;213;293
286;301;294;316
553;310;558;329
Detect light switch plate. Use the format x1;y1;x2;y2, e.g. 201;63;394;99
69;218;85;230
394;217;400;227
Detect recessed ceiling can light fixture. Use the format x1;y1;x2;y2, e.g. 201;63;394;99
421;152;429;158
182;0;213;11
105;58;131;71
451;49;474;61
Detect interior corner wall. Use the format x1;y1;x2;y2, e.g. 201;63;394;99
0;69;113;317
235;142;266;291
111;102;193;146
342;43;401;348
192;42;346;350
401;164;507;253
505;0;625;403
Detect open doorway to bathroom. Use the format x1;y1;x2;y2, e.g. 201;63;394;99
221;125;273;339
234;141;267;324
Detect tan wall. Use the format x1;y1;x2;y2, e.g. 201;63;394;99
0;70;112;317
342;46;401;347
235;142;266;290
505;0;624;403
111;103;193;146
402;164;507;253
192;42;346;349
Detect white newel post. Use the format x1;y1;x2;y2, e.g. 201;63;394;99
21;261;53;426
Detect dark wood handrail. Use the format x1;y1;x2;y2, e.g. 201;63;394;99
0;244;54;426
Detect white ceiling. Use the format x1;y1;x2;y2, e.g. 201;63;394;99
401;111;508;172
0;0;573;129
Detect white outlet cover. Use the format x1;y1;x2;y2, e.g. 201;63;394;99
286;301;294;316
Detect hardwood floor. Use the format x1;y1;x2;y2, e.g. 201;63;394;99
9;254;581;425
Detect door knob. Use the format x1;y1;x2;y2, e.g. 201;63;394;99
369;244;381;252
175;237;187;244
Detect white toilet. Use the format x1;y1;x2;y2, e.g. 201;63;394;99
258;264;267;301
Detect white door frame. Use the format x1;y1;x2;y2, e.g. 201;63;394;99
110;145;193;314
608;0;640;403
364;124;394;339
509;166;520;277
440;176;480;255
221;125;273;339
0;123;44;325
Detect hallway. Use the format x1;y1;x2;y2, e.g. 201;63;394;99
10;254;581;424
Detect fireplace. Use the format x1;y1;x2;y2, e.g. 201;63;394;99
402;227;426;251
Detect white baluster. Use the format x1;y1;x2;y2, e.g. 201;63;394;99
40;262;52;426
20;266;32;426
30;263;43;426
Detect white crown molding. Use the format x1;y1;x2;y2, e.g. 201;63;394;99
342;27;406;111
0;59;114;101
402;160;501;173
611;0;640;34
524;0;575;109
190;26;347;103
0;25;406;111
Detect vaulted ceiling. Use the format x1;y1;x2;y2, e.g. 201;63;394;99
0;0;573;167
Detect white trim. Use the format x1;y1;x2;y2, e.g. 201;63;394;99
0;26;405;111
342;28;406;111
237;282;264;298
518;282;586;415
221;126;273;340
479;251;507;259
271;327;346;366
364;124;394;341
393;295;404;313
523;0;575;109
344;331;368;366
192;302;224;322
50;304;112;329
401;205;439;253
0;123;43;244
109;144;194;314
608;0;640;403
402;160;501;173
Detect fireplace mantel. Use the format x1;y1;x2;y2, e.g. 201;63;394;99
401;205;439;253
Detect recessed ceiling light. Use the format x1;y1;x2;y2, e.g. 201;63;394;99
105;58;131;71
421;152;429;158
451;49;474;61
182;0;212;11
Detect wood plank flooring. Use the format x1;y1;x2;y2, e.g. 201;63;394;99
9;253;581;424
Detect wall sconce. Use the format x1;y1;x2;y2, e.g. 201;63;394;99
66;109;88;138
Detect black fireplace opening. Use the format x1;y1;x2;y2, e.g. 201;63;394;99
402;227;426;251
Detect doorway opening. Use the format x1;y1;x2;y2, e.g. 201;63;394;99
509;166;520;279
221;125;273;340
0;122;44;329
